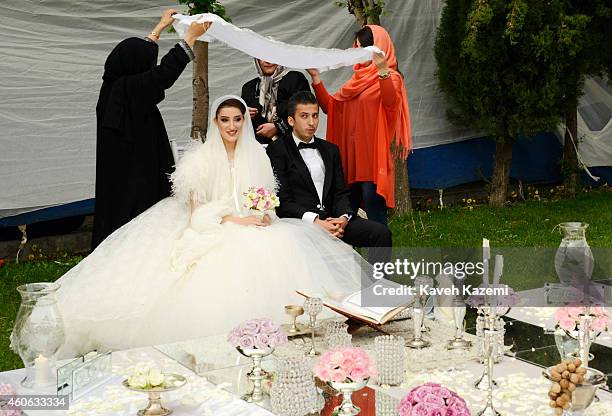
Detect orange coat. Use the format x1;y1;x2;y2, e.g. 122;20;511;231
313;25;411;208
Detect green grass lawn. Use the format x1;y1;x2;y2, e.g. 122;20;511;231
389;187;612;247
0;187;610;371
388;187;612;291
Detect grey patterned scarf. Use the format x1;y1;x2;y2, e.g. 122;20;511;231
255;59;290;122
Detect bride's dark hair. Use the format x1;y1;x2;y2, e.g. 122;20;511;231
216;98;246;117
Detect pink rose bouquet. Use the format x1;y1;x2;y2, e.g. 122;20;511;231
398;383;471;416
227;318;288;350
554;306;610;333
0;383;21;416
242;187;279;215
313;347;376;383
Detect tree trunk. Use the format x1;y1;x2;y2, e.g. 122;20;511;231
191;40;209;141
365;0;381;25
348;0;381;26
393;154;412;215
488;139;513;208
348;0;367;26
563;103;579;199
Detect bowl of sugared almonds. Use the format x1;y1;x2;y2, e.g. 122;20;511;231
543;358;607;415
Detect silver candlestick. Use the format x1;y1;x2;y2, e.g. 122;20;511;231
477;334;501;415
476;325;501;416
406;304;430;349
474;309;499;390
447;304;472;350
304;297;322;356
406;275;433;349
577;306;594;368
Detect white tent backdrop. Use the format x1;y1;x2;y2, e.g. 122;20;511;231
0;0;610;219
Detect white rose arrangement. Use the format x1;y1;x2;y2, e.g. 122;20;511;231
126;366;167;389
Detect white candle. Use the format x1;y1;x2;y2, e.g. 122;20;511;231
482;259;489;287
34;354;49;385
482;238;490;262
493;254;503;285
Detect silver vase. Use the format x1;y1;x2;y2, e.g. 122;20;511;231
236;346;274;403
327;379;368;416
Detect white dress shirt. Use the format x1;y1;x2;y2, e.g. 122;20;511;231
293;134;351;224
293;134;325;223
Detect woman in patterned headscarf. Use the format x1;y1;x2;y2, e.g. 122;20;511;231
241;59;310;145
307;25;411;226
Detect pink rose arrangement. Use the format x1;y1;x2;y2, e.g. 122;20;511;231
313;347;376;383
242;187;279;214
0;383;20;416
398;382;471;416
227;318;288;350
554;306;610;333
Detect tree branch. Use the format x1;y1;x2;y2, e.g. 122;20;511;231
348;0;367;26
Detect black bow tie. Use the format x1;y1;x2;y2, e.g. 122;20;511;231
297;141;317;150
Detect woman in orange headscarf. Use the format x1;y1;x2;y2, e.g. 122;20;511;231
307;25;411;226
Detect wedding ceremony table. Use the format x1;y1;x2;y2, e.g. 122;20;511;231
1;312;610;415
505;286;612;348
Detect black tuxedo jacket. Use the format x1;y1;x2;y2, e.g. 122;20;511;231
266;134;353;220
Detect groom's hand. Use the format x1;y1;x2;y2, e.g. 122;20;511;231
314;218;340;235
326;217;348;238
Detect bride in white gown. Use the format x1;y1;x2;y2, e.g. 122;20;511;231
55;95;370;358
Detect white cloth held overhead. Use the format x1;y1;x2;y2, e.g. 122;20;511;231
172;13;382;72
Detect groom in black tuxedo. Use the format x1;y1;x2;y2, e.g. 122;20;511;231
266;91;391;265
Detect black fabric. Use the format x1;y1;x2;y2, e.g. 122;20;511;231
341;217;392;265
241;71;311;145
266;134;391;264
92;38;191;249
297;141;318;150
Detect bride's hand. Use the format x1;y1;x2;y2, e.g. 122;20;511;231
221;215;268;227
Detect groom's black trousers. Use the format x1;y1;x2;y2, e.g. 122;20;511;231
340;216;392;266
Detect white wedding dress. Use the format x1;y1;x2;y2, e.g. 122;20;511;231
55;96;370;358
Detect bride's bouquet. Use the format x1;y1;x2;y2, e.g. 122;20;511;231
242;187;280;217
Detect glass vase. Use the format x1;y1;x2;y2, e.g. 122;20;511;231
543;366;606;416
10;282;65;388
324;320;352;349
554;328;580;361
374;335;405;386
554;222;594;286
270;356;323;416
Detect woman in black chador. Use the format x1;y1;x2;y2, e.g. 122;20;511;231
92;9;209;249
